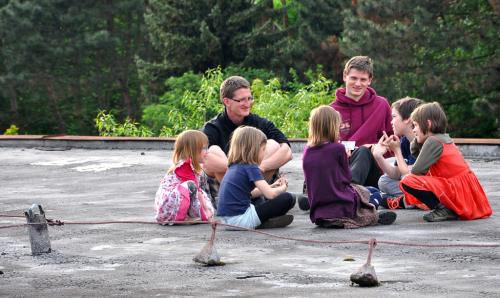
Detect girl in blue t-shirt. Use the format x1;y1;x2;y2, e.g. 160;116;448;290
217;126;295;230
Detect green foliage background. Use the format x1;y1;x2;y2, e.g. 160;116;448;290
340;0;500;138
137;66;336;138
2;0;499;138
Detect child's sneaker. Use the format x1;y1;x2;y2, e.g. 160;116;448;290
377;210;397;225
297;194;310;211
380;195;405;209
256;214;294;229
423;207;458;222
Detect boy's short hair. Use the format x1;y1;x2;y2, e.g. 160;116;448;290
344;56;373;78
411;102;448;135
392;97;425;120
220;76;251;104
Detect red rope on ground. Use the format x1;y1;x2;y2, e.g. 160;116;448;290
215;222;500;247
210;221;217;244
1;217;499;248
367;238;376;264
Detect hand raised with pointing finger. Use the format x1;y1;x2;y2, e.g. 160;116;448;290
373;134;388;158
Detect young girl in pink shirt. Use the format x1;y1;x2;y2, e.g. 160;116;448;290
154;130;214;224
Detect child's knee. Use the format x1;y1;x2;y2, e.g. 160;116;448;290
356;145;371;155
378;174;399;193
350;146;371;162
285;192;296;209
264;139;280;157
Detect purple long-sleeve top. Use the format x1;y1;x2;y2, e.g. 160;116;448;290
302;142;359;223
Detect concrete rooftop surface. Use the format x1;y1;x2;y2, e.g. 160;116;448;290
1;147;500;297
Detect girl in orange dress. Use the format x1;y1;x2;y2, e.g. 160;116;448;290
400;102;492;222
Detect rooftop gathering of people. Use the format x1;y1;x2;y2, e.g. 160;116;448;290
154;56;492;229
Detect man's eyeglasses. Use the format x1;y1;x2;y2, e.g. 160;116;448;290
228;97;255;103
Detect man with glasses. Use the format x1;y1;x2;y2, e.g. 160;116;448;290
200;76;293;207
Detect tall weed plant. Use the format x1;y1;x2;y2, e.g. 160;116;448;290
143;66;276;136
252;68;337;138
95;110;154;137
148;66;337;138
4;125;19;135
157;67;225;137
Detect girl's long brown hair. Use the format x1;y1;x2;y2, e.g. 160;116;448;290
411;102;448;135
307;105;341;147
227;126;267;167
167;130;208;175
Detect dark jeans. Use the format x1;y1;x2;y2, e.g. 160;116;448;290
401;183;440;210
255;192;295;223
350;146;382;188
251;196;267;206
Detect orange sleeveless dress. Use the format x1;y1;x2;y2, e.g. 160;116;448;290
400;137;492;220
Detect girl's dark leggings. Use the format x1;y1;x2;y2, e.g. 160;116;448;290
255;192;295;223
401;183;441;210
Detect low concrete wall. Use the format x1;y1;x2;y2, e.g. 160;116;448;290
0;135;177;151
1;135;500;159
456;144;500;159
288;139;500;159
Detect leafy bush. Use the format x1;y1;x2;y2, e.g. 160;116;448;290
158;71;203;106
142;66;276;136
146;66;337;138
95;110;153;137
145;67;224;137
251;67;337;138
4;125;19;135
108;65;338;138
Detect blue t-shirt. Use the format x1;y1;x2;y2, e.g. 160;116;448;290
394;136;416;166
217;163;264;216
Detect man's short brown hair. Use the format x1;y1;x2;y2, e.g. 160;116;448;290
220;76;251;103
411;102;448;135
344;56;373;78
392;97;425;120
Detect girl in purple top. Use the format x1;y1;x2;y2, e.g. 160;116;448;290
302;106;396;228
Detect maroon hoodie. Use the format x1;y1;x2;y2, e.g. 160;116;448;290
329;86;393;147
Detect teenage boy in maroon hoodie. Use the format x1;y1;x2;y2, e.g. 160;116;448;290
328;56;393;188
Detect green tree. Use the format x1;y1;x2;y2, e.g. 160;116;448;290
295;0;353;82
0;0;91;134
74;0;157;134
341;0;500;137
0;0;154;135
138;0;302;96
